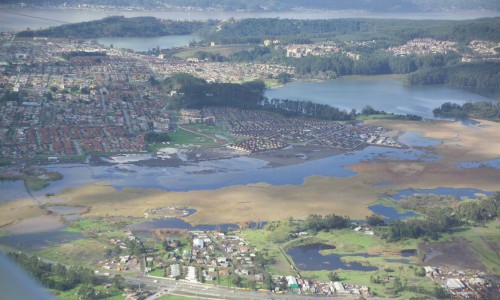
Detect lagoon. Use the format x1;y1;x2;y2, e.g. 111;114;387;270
0;145;438;202
265;77;495;119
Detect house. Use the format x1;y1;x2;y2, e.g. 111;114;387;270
286;276;299;289
193;238;204;249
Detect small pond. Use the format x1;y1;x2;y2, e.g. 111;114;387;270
287;243;378;271
368;204;419;220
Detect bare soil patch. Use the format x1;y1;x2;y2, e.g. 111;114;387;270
419;238;487;272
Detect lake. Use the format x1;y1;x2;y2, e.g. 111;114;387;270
91;34;199;51
1;8;499;32
265;77;495;119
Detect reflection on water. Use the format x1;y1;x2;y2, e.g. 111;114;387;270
0;145;437;202
265;78;494;118
287;243;378;271
368;204;419;220
0;231;82;251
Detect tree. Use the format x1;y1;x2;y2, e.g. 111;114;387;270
77;284;96;300
112;274;125;290
328;271;340;281
434;286;449;298
366;214;385;227
276;72;292;84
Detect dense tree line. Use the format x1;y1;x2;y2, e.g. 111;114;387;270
209;18;500;45
164;73;265;109
408;62;500;90
302;214;351;233
433;101;500;120
262;98;352;121
17;16;207;38
8;252;96;291
380;192;500;241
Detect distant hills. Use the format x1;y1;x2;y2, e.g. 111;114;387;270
3;0;500;12
16;16;207;38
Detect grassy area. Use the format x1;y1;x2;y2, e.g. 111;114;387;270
63;218;133;233
25;176;49;190
37;238;109;266
241;229;292;275
168;128;216;147
53;285;124;300
315;229;418;255
446;220;500;273
243;227;433;298
356;114;400;121
148;268;165;277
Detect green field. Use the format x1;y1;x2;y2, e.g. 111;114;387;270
159;128;218;149
242;227;435;298
36;238;110;266
53;284;124;300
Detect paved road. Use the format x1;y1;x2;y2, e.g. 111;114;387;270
123;274;396;300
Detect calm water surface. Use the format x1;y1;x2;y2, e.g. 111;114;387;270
265;78;494;118
0;145;439;202
287;243;378;271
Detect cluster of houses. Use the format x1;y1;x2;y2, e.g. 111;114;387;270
228;138;287;153
281;277;371;296
284;42;360;60
0;38;175;157
387;38;458;56
203;107;402;152
424;266;494;299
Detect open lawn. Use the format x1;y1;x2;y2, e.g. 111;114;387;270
241;229;294;275
37;238;109;266
168;128;218;148
53;285;124;300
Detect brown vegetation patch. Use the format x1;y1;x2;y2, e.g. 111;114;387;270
0;199;45;228
54;175;382;224
419;238;487;272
